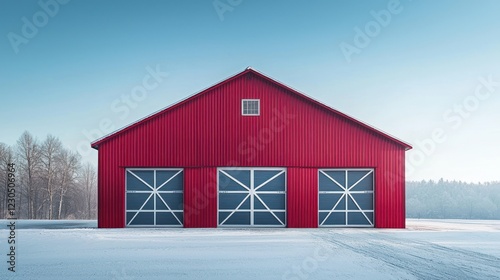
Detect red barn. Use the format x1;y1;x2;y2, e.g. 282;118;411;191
91;68;411;228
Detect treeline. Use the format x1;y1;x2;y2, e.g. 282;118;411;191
0;131;96;220
407;180;500;219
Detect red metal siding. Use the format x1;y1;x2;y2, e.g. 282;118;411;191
287;168;318;228
184;167;218;228
97;141;125;228
95;71;408;228
374;148;406;228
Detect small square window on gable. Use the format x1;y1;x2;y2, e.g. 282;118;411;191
242;99;260;116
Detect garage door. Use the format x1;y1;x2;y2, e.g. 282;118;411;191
126;169;183;227
218;168;286;227
319;169;374;227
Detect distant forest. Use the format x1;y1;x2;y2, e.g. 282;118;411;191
0;131;96;220
407;180;500;220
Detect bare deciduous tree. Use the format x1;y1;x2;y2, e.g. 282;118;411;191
40;135;63;219
56;149;81;219
16;131;41;219
1;132;98;220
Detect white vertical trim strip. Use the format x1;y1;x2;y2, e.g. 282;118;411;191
154;170;156;226
250;170;254;226
345;170;348;226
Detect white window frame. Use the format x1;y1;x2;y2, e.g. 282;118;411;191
125;168;184;228
241;99;260;116
318;168;374;228
217;167;286;227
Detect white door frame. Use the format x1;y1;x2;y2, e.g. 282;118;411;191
125;168;183;227
318;168;374;227
217;167;287;227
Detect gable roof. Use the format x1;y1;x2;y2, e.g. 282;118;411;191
91;67;412;150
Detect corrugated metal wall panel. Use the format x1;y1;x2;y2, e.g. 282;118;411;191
184;167;217;228
287;168;318;228
96;71;407;228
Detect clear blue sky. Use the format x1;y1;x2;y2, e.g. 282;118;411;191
1;0;499;182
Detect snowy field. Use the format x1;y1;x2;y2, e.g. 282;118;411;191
1;219;500;280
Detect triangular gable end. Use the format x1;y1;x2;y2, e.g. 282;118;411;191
91;67;412;150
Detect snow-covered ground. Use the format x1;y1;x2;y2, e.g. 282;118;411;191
1;219;500;280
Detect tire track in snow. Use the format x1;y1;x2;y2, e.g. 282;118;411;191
316;231;500;280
